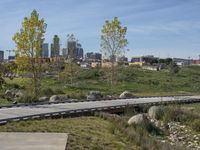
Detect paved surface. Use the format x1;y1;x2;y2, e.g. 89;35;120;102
0;132;68;150
0;96;200;122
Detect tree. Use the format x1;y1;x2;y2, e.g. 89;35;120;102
13;10;47;97
0;62;17;89
0;63;6;89
169;62;180;75
60;61;80;85
100;17;128;93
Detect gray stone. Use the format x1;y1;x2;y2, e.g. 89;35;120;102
128;114;150;125
15;91;23;98
4;89;23;101
49;95;59;102
87;91;103;100
39;96;49;102
4;90;15;100
49;95;69;102
119;91;133;99
148;106;163;120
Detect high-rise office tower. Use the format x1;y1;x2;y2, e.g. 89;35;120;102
76;43;83;59
67;40;77;59
51;35;60;57
42;43;49;58
62;48;68;57
0;50;4;61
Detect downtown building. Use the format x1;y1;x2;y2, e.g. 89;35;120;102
85;52;102;62
41;43;49;58
67;40;84;61
51;35;60;58
0;50;4;62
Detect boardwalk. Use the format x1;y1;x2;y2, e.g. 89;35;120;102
0;96;200;124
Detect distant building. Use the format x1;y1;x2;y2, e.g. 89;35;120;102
130;56;145;66
67;40;77;60
62;48;68;57
117;56;128;62
85;52;102;62
173;58;192;66
51;35;60;57
42;43;49;58
130;55;158;66
8;56;15;61
0;50;4;61
192;60;200;65
76;43;84;60
67;41;84;60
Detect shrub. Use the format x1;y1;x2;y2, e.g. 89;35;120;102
96;112;183;150
54;89;65;95
191;119;200;132
161;106;198;123
17;94;37;103
41;88;54;96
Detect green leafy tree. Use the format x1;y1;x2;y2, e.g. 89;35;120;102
60;61;80;85
0;63;6;89
0;62;17;89
169;62;180;75
13;10;47;97
100;17;128;93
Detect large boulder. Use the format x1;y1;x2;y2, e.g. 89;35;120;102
87;91;103;100
49;95;69;102
15;91;23;98
39;96;49;102
119;91;133;99
128;114;149;125
4;89;24;101
4;89;17;101
148;106;163;120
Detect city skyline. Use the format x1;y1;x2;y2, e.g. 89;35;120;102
0;0;200;59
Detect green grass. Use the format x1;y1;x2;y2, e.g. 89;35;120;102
2;66;200;100
0;117;138;150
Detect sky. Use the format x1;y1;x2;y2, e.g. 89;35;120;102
0;0;200;60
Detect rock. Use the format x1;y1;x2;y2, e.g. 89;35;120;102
128;114;150;125
148;106;163;120
39;96;49;102
58;95;69;101
119;91;133;99
15;91;23;98
49;95;69;102
4;89;23;101
87;91;103;100
12;100;18;104
4;90;15;100
49;95;59;102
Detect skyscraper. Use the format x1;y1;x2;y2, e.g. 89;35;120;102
0;50;4;61
42;43;49;58
76;43;84;59
51;35;60;57
67;40;77;59
62;48;68;57
66;34;84;61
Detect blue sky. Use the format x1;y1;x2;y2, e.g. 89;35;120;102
0;0;200;59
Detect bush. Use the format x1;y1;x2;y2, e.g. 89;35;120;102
41;88;54;96
161;106;198;123
17;94;37;103
191;119;200;132
54;89;65;95
96;112;183;150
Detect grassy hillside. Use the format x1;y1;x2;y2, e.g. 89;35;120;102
1;65;200;104
0;117;138;150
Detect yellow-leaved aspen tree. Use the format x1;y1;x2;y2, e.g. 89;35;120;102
13;10;47;98
101;17;128;93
